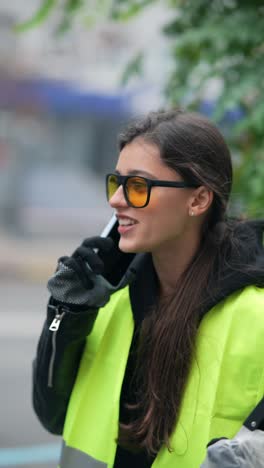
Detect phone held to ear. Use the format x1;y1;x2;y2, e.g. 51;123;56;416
98;214;136;287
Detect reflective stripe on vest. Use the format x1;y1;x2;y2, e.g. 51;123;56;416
60;441;107;468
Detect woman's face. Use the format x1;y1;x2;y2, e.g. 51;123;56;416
109;138;198;254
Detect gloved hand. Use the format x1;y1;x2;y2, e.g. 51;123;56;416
47;236;135;309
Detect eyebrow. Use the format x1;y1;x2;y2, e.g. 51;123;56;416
114;169;158;179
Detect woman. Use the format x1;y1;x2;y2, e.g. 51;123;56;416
33;109;264;467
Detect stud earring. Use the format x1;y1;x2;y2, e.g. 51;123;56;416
190;210;195;217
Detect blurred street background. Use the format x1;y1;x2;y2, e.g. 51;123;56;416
0;0;263;467
0;2;170;467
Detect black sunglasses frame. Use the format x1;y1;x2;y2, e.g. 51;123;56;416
106;173;199;208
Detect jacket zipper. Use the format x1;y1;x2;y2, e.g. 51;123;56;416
48;309;66;388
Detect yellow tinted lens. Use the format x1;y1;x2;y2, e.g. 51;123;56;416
126;177;148;207
107;174;119;199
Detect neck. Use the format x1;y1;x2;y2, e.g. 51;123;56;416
152;233;201;298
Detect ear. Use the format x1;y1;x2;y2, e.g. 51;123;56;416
188;186;213;217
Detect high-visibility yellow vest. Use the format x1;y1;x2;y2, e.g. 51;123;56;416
60;285;264;467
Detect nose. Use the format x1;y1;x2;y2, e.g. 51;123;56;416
109;185;128;208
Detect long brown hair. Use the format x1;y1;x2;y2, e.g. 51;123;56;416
117;109;234;455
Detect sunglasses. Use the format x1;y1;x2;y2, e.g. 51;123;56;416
106;173;199;208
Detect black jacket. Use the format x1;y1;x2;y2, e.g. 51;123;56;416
32;220;264;467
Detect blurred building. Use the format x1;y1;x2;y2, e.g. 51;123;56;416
0;1;170;236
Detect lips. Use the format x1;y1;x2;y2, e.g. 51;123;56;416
119;219;137;226
117;215;138;226
116;215;138;234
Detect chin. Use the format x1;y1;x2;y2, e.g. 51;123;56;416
118;238;146;254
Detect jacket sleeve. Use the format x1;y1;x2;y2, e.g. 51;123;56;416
32;300;98;435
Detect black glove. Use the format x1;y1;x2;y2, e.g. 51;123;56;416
47;236;135;309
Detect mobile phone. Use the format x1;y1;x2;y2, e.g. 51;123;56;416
99;214;135;287
100;214;119;240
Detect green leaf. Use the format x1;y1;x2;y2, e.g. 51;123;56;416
65;0;84;14
120;52;144;85
15;0;58;32
55;0;84;35
110;0;156;21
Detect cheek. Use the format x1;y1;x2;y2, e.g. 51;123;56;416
148;190;188;219
118;192;190;252
146;193;190;235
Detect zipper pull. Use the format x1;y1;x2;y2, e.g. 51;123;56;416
49;314;63;332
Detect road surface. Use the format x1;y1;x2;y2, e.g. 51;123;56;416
0;279;61;468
